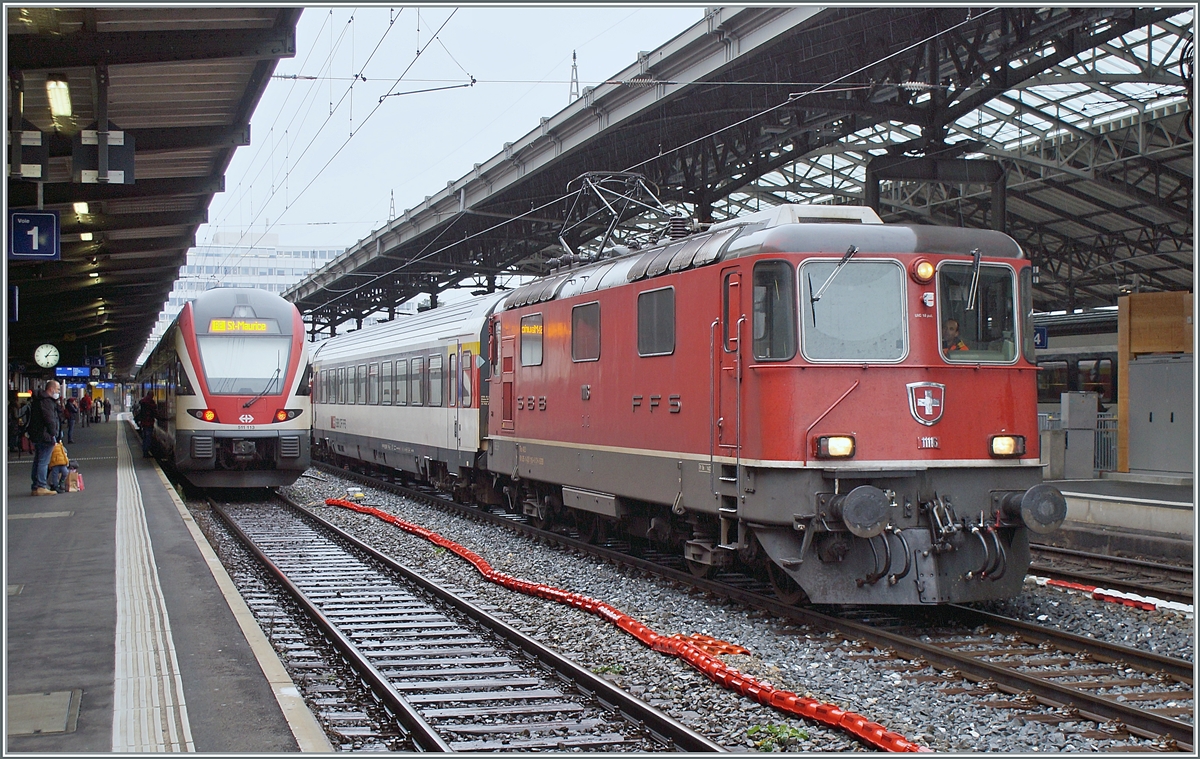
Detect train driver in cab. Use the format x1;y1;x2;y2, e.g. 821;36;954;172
943;318;969;353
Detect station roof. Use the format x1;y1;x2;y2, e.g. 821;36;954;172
287;7;1191;332
6;7;300;376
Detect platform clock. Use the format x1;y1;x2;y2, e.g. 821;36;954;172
34;343;60;368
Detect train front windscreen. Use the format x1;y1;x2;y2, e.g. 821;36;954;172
197;333;292;395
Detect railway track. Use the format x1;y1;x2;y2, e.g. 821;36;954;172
1030;544;1194;606
211;493;722;753
310;461;1194;751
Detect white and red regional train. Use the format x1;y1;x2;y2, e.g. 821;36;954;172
310;204;1066;605
135;287;311;487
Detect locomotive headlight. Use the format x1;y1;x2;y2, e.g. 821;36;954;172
989;435;1025;457
816;435;855;458
188;408;219;422
272;409;303;422
911;259;935;284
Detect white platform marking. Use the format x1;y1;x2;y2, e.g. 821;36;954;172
113;424;195;752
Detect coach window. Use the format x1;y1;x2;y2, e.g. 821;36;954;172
637;287;675;356
381;361;392;405
368;362;379;405
358;364;367;404
430;355;443;406
571;302;601;361
520;314;543;366
448;353;457;407
1037;361;1069;403
338;366;347;404
410;357;424;406
1078;358;1114;404
752;261;796;360
396;358;408;405
800;260;905;362
461;351;473;406
346;365;357;404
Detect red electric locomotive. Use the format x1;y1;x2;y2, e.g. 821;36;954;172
136;287;312;488
485;203;1065;605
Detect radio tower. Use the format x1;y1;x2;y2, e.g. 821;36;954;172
389;190;395;222
569;50;580;103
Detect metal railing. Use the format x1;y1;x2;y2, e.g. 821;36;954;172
1037;411;1118;472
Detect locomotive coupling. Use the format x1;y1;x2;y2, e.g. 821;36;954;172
828;485;892;538
996;483;1068;534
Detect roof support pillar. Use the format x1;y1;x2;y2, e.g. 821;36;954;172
991;172;1007;233
96;62;110;183
8;72;22;181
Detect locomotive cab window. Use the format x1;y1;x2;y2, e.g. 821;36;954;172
637;287;675;356
196;334;291;394
800;260;905;362
940;263;1019;363
520;314;543;366
753;261;796;361
571;302;600;362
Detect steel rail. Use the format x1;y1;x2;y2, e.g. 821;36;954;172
210;498;452;752
1030;545;1194;606
276;492;724;753
312;462;1195;749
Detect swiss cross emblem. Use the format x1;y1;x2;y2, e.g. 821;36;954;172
239;414;254;423
906;382;945;426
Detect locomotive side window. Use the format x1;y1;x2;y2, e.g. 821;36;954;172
296;362;311;396
722;273;740;351
410;357;424;405
1020;267;1036;363
800;261;905;362
381;361;392;405
175;358;195;395
357;364;367;404
1037;361;1069;403
520;314;544;366
448;353;457;407
940;263;1018;363
637;287;675;356
368;362;379;405
571;302;601;362
396;358;408;405
752;261;796;361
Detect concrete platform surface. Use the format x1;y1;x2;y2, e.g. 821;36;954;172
5;415;329;753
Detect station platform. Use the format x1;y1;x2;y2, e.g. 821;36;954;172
1044;477;1195;563
5;415;330;752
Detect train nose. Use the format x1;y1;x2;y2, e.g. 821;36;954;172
1012;483;1068;534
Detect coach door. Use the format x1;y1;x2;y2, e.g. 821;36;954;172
715;268;744;460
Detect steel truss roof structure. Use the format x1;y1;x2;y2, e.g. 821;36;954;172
287;6;1193;333
6;7;299;374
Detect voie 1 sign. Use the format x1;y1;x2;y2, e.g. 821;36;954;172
7;211;60;261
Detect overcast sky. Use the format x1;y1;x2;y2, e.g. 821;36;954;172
202;6;705;250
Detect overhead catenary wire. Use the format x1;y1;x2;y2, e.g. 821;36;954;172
214;10;461;278
304;8;1001;318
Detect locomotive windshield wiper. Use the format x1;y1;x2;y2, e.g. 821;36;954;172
243;367;281;408
810;245;858;305
965;247;982;311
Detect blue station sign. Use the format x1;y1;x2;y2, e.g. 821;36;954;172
1033;326;1049;350
55;366;92;377
7;210;60;261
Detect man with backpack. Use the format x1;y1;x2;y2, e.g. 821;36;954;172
28;381;63;496
135;392;158;458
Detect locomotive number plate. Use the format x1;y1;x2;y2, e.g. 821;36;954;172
918;436;939;449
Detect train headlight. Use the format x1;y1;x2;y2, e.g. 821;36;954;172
815;435;855;458
272;409;303;423
911;259;935;284
989;434;1025;457
188;409;219;422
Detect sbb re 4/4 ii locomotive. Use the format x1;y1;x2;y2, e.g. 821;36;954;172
312;204;1066;605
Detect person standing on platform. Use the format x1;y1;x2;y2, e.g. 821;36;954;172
103;397;112;422
63;396;79;444
135;392;158;457
28;381;62;496
79;394;91;428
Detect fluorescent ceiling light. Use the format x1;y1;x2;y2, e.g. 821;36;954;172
79;232;94;241
73;202;89;215
45;74;72;118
